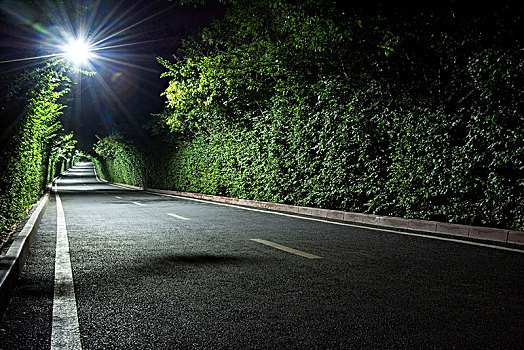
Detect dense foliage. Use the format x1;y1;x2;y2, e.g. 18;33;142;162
0;61;76;243
96;0;524;230
92;135;148;187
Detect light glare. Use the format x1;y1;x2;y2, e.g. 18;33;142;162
64;38;92;66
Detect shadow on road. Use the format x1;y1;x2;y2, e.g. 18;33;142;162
154;254;250;265
126;254;260;278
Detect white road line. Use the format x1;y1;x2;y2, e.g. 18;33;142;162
132;201;145;206
93;172;522;255
167;213;190;220
52;186;82;349
251;239;322;259
149;191;523;254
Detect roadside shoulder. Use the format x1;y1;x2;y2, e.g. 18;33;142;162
0;192;50;318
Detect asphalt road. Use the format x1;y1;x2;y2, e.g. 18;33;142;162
1;163;523;349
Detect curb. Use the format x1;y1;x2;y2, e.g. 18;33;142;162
96;174;523;248
95;174;144;191
0;192;50;318
142;188;523;247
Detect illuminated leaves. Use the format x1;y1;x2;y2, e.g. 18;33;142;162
146;0;524;230
93;135;147;187
0;61;75;242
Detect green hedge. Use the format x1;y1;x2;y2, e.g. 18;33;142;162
0;63;75;244
94;1;523;231
92;135;148;187
160;104;523;231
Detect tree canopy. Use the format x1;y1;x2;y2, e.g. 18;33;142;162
94;0;524;230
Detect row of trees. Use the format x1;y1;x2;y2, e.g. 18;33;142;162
0;61;77;244
94;0;523;230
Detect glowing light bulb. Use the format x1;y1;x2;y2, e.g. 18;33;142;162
63;38;92;66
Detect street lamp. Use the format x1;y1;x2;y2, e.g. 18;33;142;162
62;37;93;67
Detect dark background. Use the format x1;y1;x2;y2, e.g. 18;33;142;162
0;0;224;150
0;0;521;151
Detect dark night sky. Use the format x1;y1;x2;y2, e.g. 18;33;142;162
0;0;521;151
0;0;224;150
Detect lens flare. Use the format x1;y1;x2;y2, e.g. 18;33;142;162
0;0;178;132
110;71;122;82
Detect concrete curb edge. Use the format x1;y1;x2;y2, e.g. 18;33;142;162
95;172;523;247
142;188;523;247
0;192;50;318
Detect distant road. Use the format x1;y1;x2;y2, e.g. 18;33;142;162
1;163;523;349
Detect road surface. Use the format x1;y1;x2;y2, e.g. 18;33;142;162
1;163;523;349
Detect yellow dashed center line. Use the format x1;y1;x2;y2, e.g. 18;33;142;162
251;239;322;259
167;213;190;220
115;196;122;199
132;201;145;206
